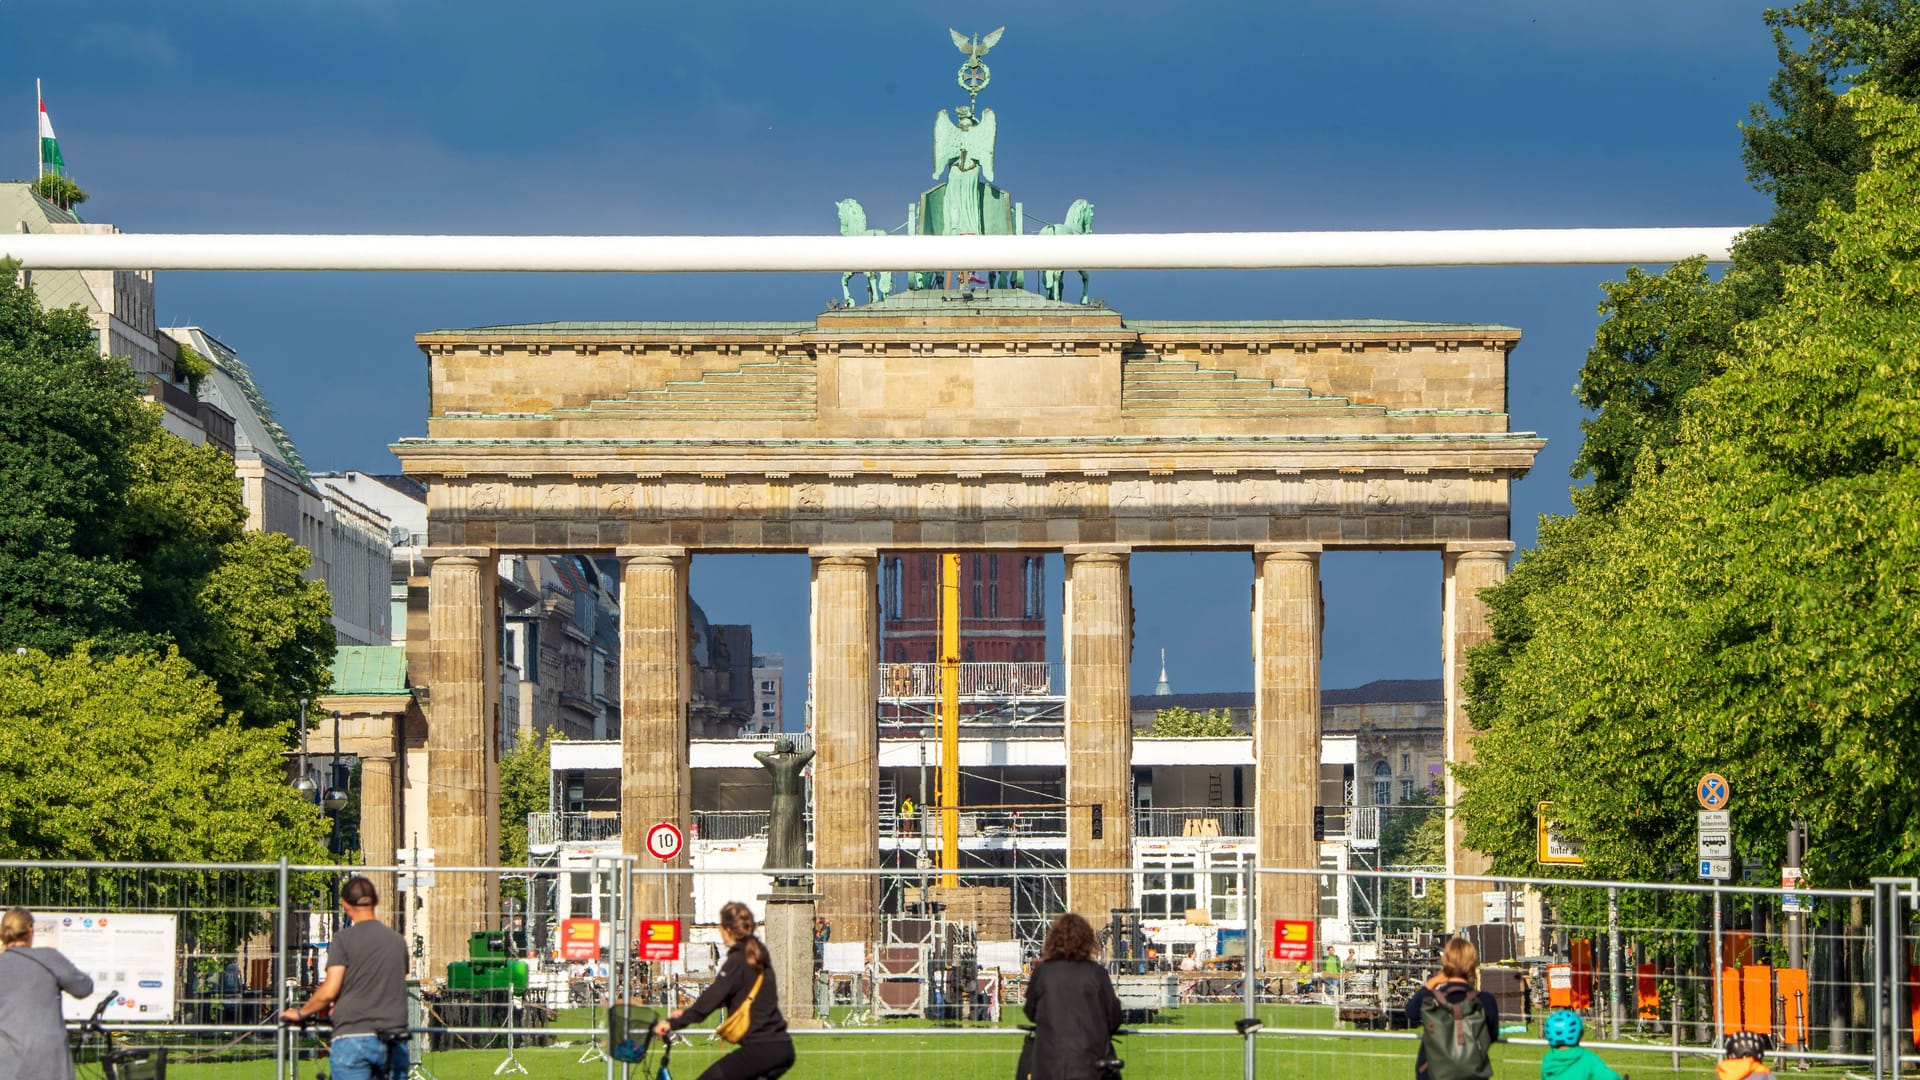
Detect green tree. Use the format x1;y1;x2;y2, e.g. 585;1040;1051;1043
1376;792;1446;927
1459;87;1920;887
0;260;334;729
0;260;149;654
1463;0;1920;887
0;646;329;862
500;728;558;869
30;174;88;211
1146;706;1235;737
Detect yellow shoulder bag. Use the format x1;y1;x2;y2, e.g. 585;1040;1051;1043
713;971;764;1044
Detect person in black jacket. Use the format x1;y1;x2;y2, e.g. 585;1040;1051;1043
653;901;794;1080
1022;912;1124;1080
1405;936;1501;1079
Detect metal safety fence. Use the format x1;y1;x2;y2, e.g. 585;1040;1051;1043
4;859;1915;1080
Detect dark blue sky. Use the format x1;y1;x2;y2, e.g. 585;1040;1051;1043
4;2;1783;718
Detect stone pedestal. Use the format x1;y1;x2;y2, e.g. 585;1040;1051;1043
759;889;821;1026
1443;544;1511;931
1253;544;1321;968
809;550;878;933
619;547;691;924
423;547;499;980
1064;546;1133;920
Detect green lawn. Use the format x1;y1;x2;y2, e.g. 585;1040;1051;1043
74;1004;1779;1080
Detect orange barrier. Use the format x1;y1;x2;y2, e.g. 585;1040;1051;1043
1636;963;1660;1021
1777;967;1810;1046
1720;967;1744;1032
1570;940;1594;1009
1909;961;1920;1047
1548;964;1575;1009
1741;964;1773;1035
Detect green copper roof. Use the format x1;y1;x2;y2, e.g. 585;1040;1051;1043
328;645;410;696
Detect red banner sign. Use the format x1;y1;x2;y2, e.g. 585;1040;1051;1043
1271;919;1315;962
638;919;682;961
558;918;601;961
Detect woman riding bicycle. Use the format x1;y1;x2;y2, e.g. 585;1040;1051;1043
652;901;796;1080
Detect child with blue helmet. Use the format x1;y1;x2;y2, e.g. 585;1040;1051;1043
1540;1010;1622;1080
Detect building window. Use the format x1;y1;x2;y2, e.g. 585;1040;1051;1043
760;680;775;693
989;555;999;580
880;558;897;620
1209;850;1254;921
1141;855;1197;918
988;583;998;618
1401;779;1415;802
762;703;777;718
972;581;983;618
1400;752;1411;773
1373;760;1393;806
570;871;596;918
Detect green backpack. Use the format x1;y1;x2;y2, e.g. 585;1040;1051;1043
1419;987;1493;1080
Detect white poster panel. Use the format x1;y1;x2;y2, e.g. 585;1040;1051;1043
822;941;867;975
33;912;179;1022
975;940;1024;973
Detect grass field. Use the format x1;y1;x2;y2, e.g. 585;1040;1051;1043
76;1003;1758;1079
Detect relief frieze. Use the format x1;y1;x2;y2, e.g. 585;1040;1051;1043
438;470;1507;526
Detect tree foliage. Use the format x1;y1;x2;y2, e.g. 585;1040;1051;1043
500;728;558;869
1377;793;1446;926
0;260;334;730
30;174;88;210
1460;87;1920;888
0;647;329;862
1147;706;1236;737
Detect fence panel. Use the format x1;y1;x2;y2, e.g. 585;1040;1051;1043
6;857;1915;1080
0;860;292;1080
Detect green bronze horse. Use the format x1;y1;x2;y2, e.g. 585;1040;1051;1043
1040;198;1095;303
836;199;893;305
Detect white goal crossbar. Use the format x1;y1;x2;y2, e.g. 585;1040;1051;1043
0;227;1744;273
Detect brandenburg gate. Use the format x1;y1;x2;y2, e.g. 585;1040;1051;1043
394;288;1541;964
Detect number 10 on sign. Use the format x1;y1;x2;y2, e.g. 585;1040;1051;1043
646;822;684;861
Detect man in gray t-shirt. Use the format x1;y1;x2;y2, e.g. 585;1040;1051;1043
282;878;410;1080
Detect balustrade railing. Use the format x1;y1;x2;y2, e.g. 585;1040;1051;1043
892;808;1068;840
1133;806;1255;837
528;812;623;848
877;661;1061;699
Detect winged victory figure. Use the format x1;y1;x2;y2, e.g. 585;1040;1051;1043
932;106;997;234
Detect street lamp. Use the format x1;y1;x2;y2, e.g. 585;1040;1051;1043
323;710;347;812
294;697;319;798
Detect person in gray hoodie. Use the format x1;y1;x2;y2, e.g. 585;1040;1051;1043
0;906;96;1080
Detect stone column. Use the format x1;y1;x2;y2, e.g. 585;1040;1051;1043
1064;546;1133;920
809;550;878;934
423;546;499;979
358;748;401;930
618;547;691;923
1442;544;1512;931
1253;544;1321;969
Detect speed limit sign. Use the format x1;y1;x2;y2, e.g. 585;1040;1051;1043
645;822;684;862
